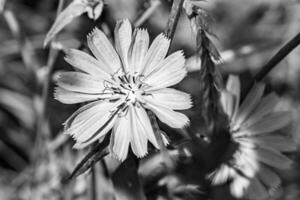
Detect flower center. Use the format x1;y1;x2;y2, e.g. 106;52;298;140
110;74;144;105
125;87;140;104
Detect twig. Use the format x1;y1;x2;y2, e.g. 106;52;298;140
164;0;184;41
134;0;161;27
242;32;300;100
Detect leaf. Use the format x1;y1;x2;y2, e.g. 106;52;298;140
0;89;35;129
63;136;109;183
44;1;87;47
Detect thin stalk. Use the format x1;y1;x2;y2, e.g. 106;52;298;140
134;0;161;27
40;0;64;122
164;0;184;41
242;32;300;100
33;0;65;162
91;165;97;200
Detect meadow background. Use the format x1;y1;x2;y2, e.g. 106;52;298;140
0;0;300;199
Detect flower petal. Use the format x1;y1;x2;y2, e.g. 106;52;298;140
111;115;131;161
242;93;280;128
234;148;259;178
220;91;235;119
54;87;109;104
56;72;105;93
63;101;102;129
246;177;268;200
234;83;265;128
134;106;163;149
240;135;297;152
254;148;293;169
141;33;170;76
241;111;291;136
144;88;192;110
144;97;189;129
209;164;235;185
64;49;112;80
87;27;121;74
257;164;281;192
129;29;149;75
66;100;121;148
114;19;132;73
143;51;186;91
230;175;250;198
129;105;148;158
226;75;240;119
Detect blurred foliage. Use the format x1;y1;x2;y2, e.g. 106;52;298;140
0;0;299;200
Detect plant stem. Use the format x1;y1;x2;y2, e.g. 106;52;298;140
164;0;184;41
91;165;97;200
40;0;65;131
32;0;65;162
134;0;161;27
242;32;300;99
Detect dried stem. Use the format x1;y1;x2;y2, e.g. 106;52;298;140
242;32;300;100
164;0;184;41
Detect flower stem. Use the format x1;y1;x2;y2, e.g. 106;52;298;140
242;32;300;100
91;165;97;200
134;0;161;27
164;0;184;41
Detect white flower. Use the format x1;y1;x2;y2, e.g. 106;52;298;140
54;19;192;161
209;75;296;200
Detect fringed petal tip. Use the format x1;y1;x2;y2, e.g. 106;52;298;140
114;18;132;35
134;150;148;159
73;142;88;149
110;147;149;162
110;151;126;162
182;119;190;128
53;86;60;99
158;32;171;43
87;27;101;40
133;27;147;33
